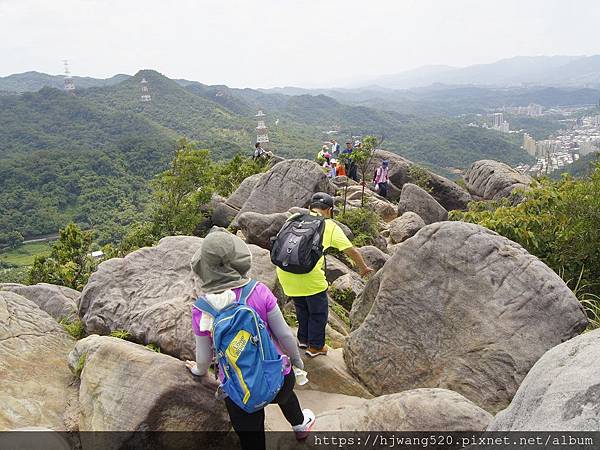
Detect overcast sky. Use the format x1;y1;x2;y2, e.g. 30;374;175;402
1;0;599;88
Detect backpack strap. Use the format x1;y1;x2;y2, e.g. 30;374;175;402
238;279;258;306
193;297;219;318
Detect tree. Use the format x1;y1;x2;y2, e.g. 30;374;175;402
150;139;215;236
28;223;97;290
0;231;24;250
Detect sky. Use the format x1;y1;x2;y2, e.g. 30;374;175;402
1;0;599;88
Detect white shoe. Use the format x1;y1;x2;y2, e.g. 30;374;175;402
292;409;316;441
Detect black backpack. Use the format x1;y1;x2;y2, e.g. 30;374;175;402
270;214;326;274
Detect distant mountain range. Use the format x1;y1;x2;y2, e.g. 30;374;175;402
0;71;131;93
359;55;600;89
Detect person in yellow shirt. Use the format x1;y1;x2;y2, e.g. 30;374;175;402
276;193;373;357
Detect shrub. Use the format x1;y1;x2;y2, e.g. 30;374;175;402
329;286;355;311
145;343;161;353
59;317;86;340
73;353;86;378
330;302;351;328
335;207;381;248
110;329;132;341
408;165;433;193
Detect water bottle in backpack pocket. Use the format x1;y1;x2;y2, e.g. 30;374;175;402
193;280;285;413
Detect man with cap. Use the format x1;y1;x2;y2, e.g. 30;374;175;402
276;192;373;357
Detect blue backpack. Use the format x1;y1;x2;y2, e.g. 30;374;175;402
193;280;285;413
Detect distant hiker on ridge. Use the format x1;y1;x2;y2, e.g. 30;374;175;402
373;160;390;198
186;228;315;450
330;139;340;158
253;142;273;161
271;193;373;357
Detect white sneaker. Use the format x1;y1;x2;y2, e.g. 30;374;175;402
292;409;316;441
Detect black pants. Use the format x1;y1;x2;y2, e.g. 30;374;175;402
378;182;388;198
346;161;359;182
293;290;329;348
225;371;303;450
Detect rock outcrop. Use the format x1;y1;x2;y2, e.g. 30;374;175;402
368;150;471;210
79;236;280;360
345;221;588;413
331;273;365;307
398;183;448;224
388;212;426;244
349;269;383;331
0;291;76;430
464;160;532;201
68;335;229;436
0;283;79;322
234;159;333;224
211;173;263;227
315;388;492;431
357;246;389;272
297;348;372;398
324;255;353;284
236;211;288;250
489;328;600;431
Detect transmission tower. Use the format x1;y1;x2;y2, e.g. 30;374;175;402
63;60;76;93
140;77;152;102
255;110;269;147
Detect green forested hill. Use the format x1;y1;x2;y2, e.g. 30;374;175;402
0;71;130;93
1;69;533;243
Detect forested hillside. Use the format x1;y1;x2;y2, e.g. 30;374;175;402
1;69;533;243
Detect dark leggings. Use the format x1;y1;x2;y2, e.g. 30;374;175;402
225;370;303;450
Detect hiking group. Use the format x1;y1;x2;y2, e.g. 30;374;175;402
317;139;390;198
185;192;373;450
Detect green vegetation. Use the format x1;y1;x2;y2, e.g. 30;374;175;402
0;267;28;284
283;310;298;328
0;241;51;267
552;152;600;179
408;165;433;193
329;286;355;311
1;69;535;248
451;165;600;323
109;329;133;340
59;317;86;340
28;223;97;290
336;206;381;248
145;343;162;353
330;302;351;328
73;352;87;378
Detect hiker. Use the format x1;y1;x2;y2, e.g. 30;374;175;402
316;145;329;164
322;153;336;178
253;142;273;161
342;141;359;182
272;193;374;357
373;160;390;198
185;228;315;450
330;139;340;158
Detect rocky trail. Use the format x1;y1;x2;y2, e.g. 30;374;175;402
1;154;597;447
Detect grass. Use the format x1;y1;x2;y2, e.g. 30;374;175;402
110;329;132;340
0;242;51;267
59;318;86;340
73;352;86;378
284;311;298;328
145;343;161;353
330;302;351;328
329;286;355;311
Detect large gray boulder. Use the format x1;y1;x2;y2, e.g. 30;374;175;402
489;329;600;431
388;212;426;244
68;335;229;436
325;255;353;283
345;221;588;413
234;159;333;223
315;388;492;431
297;348;372;398
79;236;280;360
211;173;263;227
398;183;448;224
368;149;471;210
0;283;79;322
464;160;532;201
331;272;365;309
349;269;383;331
357;246;389;271
0;291;76;430
236;211;288;250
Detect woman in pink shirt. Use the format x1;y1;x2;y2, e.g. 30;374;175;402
185;227;315;450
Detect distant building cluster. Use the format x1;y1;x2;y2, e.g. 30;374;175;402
140;78;152;102
518;112;600;175
502;103;543;117
489;112;510;133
